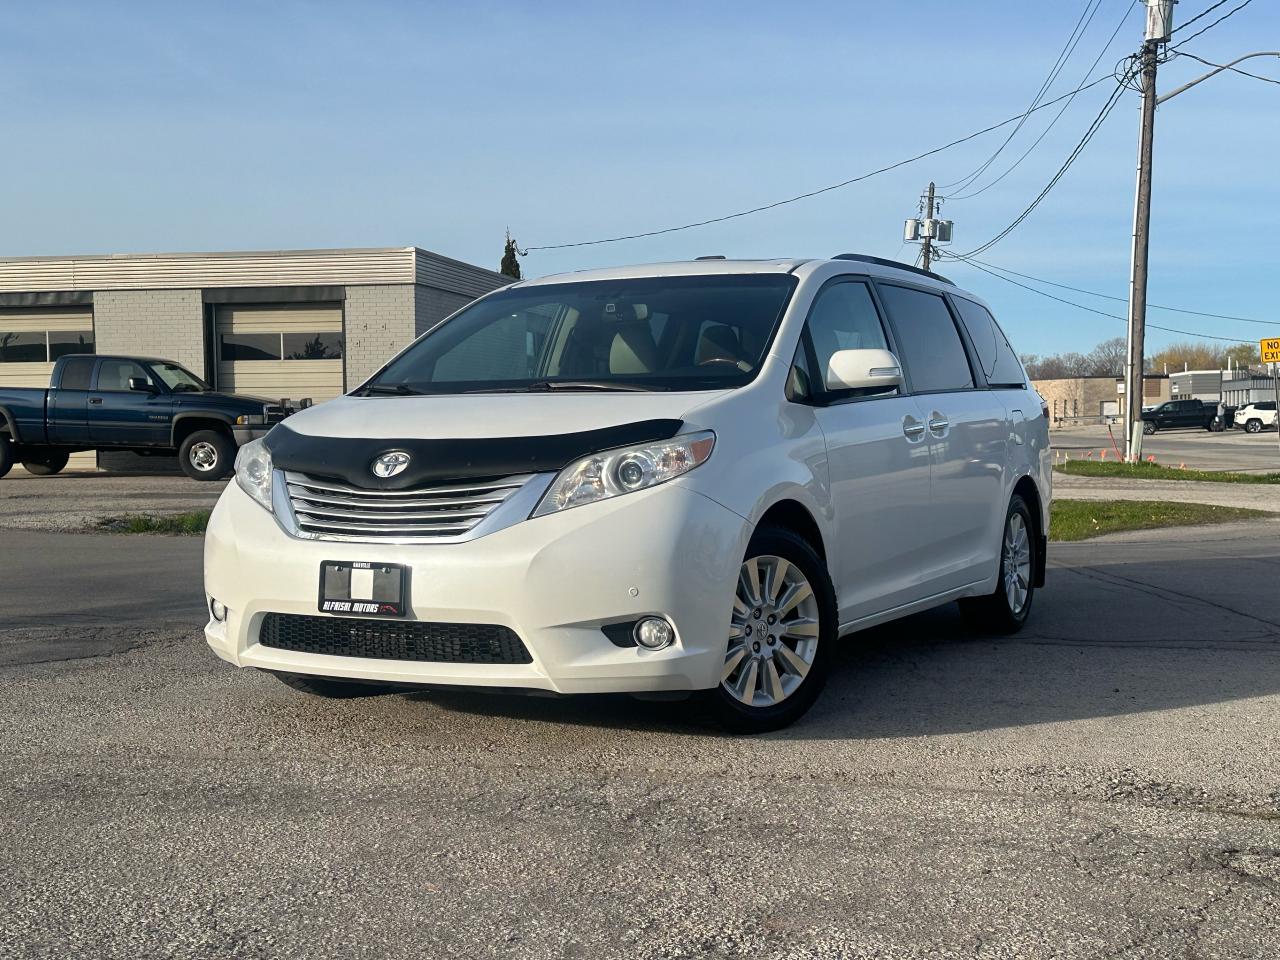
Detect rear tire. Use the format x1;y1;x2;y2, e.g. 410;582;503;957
960;494;1037;635
706;525;837;734
179;429;235;481
21;451;70;476
0;439;13;480
270;671;390;699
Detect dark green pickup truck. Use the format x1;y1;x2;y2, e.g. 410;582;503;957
0;354;298;480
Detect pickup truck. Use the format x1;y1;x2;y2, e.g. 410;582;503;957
1140;398;1217;435
0;354;299;481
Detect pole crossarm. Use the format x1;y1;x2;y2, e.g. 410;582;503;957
1157;51;1280;103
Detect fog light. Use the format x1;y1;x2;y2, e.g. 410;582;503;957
210;599;227;622
634;617;674;650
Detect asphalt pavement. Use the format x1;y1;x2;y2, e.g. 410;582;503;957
1055;423;1280;473
2;525;1278;958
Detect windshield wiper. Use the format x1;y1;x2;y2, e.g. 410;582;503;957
465;380;656;394
359;383;424;396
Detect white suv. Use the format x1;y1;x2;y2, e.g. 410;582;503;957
1235;401;1277;433
204;255;1050;731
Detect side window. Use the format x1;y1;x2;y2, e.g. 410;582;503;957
96;359;153;391
59;357;95;390
801;281;893;398
876;284;974;392
951;298;1025;388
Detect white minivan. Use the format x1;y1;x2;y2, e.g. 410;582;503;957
204;255;1050;731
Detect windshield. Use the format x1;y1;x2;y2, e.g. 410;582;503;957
151;362;209;393
363;274;798;394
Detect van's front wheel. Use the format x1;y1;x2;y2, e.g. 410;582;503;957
708;526;836;733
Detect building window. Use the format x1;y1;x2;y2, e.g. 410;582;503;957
220;332;343;361
0;330;94;363
48;330;96;361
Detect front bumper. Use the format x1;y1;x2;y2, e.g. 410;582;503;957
203;479;751;694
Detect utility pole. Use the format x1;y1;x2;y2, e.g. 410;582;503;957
1123;0;1176;461
921;181;937;272
903;183;952;271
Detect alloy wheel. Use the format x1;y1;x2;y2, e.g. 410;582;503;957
1003;513;1032;615
722;555;821;708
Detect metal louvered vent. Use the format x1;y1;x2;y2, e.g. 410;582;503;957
283;472;533;542
259;613;532;664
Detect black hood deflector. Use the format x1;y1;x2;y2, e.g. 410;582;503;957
264;419;685;489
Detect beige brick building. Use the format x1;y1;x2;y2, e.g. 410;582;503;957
0;247;507;470
1034;374;1170;427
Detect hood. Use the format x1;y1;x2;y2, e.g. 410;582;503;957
278;390;728;441
262;390;730;488
174;390;273;411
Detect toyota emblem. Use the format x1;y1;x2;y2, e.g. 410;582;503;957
372;451;411;479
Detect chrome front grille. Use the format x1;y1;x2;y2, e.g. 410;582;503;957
283;471;534;542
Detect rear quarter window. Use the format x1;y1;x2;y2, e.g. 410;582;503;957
952;297;1025;389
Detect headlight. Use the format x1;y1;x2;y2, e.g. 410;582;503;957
234;437;274;512
532;431;715;517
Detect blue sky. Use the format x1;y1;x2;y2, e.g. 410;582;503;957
2;1;1277;356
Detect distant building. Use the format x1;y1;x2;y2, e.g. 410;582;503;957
1222;371;1276;407
1168;369;1222;402
1033;374;1170;427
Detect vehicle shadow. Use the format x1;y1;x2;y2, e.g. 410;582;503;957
407;549;1280;740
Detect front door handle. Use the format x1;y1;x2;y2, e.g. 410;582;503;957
89;397;103;405
902;416;926;441
928;413;949;435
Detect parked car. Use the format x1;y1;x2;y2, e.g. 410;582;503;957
1234;401;1278;433
0;354;298;481
1140;399;1216;434
203;254;1051;732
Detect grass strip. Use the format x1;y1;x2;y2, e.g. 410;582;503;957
98;511;211;535
1050;499;1270;542
1055;460;1280;484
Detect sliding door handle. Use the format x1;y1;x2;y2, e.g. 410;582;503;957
927;414;949;434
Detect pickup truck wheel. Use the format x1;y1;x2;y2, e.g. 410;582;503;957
21;451;70;476
706;525;837;734
0;439;13;479
179;429;235;480
1142;421;1157;435
1246;419;1263;434
270;671;390;698
960;494;1037;635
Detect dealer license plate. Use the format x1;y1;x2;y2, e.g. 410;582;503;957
318;561;406;617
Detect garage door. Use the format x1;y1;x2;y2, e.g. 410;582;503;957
215;303;344;403
0;307;97;470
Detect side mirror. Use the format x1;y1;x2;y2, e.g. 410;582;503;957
825;348;903;393
128;377;156;393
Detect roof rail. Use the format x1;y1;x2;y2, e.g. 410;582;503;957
831;254;954;285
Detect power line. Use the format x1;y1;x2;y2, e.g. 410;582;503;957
1173;49;1280;87
944;254;1254;343
1170;0;1256;50
1171;0;1233;35
941;0;1105;194
518;73;1118;254
950;0;1139;201
962;255;1277;325
953;71;1133;259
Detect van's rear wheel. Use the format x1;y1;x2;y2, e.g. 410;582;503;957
707;526;836;734
961;494;1037;634
21;451;70;476
270;671;390;698
179;429;235;480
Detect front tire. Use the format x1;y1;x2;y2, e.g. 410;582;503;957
1246;419;1263;434
179;429;235;481
707;526;837;734
21;451;70;476
1142;421;1157;435
0;439;13;479
270;671;390;698
961;495;1037;634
